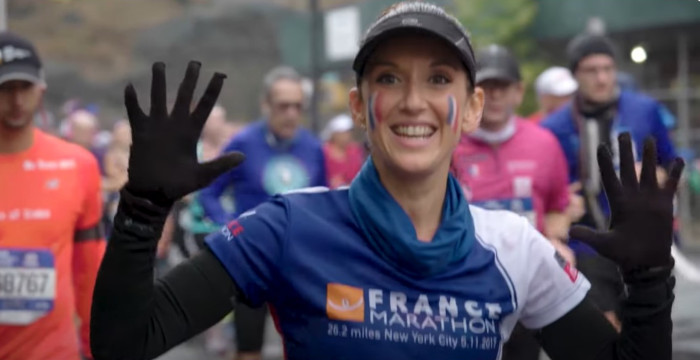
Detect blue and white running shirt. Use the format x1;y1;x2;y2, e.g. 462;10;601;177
206;188;590;360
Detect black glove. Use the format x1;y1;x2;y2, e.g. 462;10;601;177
123;61;245;207
569;133;684;275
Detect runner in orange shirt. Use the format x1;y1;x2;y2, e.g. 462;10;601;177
0;31;106;360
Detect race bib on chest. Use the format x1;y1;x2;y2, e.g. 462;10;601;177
472;198;536;227
0;248;56;325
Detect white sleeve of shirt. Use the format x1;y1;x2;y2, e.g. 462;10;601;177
471;206;590;330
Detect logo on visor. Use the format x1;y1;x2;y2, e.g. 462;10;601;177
326;283;364;322
401;17;420;26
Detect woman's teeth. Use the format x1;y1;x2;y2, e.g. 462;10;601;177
392;125;436;137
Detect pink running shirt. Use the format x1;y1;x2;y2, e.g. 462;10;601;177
323;142;365;189
451;119;569;234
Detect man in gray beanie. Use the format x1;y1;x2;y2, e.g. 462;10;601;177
541;33;677;331
566;34;617;75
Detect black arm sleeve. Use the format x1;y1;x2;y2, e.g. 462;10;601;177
90;190;241;360
539;272;675;360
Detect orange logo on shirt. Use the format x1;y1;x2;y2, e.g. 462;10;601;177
326;283;364;322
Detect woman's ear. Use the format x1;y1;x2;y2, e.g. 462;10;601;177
348;87;367;130
461;87;484;135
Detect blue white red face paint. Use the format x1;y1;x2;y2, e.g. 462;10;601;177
366;92;459;133
368;92;382;130
447;95;459;133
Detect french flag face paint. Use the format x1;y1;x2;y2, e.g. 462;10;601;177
368;92;382;130
447;95;459;133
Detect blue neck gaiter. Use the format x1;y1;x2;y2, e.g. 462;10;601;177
348;159;475;278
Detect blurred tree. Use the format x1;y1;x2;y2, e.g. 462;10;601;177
452;0;547;117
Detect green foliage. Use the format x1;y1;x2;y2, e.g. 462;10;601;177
451;0;548;116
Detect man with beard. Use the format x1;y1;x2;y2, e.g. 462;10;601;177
0;32;105;360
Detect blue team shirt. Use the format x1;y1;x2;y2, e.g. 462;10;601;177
199;120;327;225
206;188;589;360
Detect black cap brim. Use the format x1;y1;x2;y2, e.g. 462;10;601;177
475;67;520;84
353;12;476;86
0;63;42;86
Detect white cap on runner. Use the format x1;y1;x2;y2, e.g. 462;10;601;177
322;114;354;141
535;66;578;97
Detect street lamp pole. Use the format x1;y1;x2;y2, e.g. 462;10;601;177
309;0;321;135
0;0;7;31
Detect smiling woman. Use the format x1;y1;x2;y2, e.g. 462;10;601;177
90;2;683;360
350;33;482;181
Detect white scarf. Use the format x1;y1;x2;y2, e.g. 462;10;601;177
469;117;517;144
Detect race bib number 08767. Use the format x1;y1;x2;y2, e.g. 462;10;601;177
0;249;56;325
0;270;53;298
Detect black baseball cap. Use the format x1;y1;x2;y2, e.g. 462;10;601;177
352;2;476;87
475;44;521;84
0;32;43;86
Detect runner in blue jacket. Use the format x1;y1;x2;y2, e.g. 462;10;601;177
199;67;326;226
541;32;677;330
197;66;326;359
